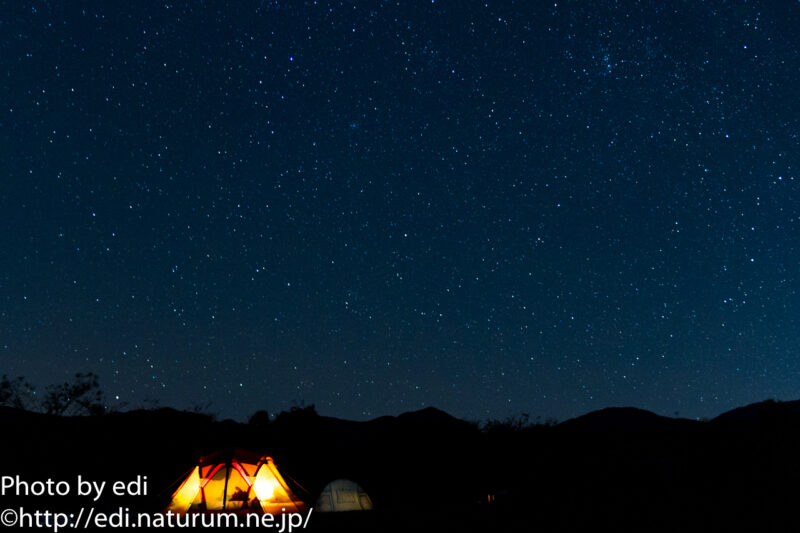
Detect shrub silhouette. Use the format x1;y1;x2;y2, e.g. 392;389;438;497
274;404;318;425
0;374;36;410
248;409;271;426
42;372;105;416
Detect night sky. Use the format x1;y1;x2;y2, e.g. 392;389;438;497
2;1;800;422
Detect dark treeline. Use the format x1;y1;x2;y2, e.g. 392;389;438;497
0;373;104;416
4;375;800;531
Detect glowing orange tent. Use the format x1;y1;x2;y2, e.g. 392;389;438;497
166;449;305;514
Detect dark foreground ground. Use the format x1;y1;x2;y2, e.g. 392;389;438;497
2;400;800;531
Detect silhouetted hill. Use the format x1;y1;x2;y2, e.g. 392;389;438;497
395;406;465;426
711;398;800;428
557;406;698;432
0;404;51;424
4;401;800;531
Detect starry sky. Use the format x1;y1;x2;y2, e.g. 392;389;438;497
2;0;800;422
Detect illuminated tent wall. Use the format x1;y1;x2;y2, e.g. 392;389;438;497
315;479;374;512
167;449;305;514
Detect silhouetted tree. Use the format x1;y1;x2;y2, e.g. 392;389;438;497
249;409;271;426
42;373;105;416
189;401;216;420
483;413;531;433
274;404;318;425
0;374;36;410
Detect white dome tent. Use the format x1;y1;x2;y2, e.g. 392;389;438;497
315;479;373;512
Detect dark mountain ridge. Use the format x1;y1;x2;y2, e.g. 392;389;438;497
2;400;800;531
557;406;699;432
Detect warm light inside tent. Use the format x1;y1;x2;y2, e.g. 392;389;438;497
166;466;200;513
201;464;223;489
166;451;305;515
253;473;277;501
232;462;252;487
